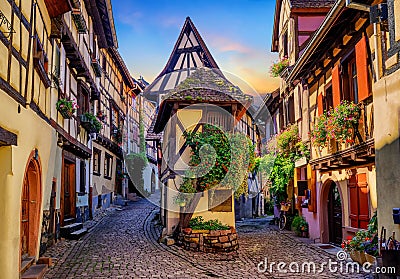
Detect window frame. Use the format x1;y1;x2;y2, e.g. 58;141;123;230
104;152;113;180
93;148;101;176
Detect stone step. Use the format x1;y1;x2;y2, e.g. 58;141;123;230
60;222;83;238
21;264;48;279
21;257;35;274
63;217;75;225
69;228;88;240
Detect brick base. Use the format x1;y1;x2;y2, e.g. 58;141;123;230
178;227;239;253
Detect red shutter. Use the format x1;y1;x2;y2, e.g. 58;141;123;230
308;170;317;213
332;65;341;107
355;36;370;102
317;93;324;116
348;173;359;228
357;173;369;229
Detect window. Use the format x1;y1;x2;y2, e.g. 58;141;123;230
324;84;333;112
282;32;288;58
111;105;120;134
102;55;107;72
104;153;113;179
33;34;51;88
79;161;86;193
287;95;295;125
78;82;90;114
342;53;359;103
348;172;370;229
93;148;101;175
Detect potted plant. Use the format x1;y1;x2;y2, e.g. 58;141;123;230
270;58;289;77
56;98;78;119
291;215;309;237
80;112;102;133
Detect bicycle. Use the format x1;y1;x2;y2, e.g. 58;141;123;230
278;201;291;230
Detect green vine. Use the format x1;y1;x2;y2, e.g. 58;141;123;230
178;124;255;200
258;124;309;203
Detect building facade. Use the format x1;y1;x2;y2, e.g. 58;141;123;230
271;0;379;244
0;0;138;277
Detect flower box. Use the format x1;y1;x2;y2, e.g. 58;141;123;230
59;110;73;119
80;113;102;133
56;98;78;119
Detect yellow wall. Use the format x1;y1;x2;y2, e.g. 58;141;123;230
373;69;400;238
0;92;58;279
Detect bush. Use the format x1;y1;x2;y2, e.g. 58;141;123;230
291;215;309;234
189;216;230;231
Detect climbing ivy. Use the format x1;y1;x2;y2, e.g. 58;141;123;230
179;124;255;199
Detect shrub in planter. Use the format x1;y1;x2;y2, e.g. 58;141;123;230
56;98;78;119
291;215;309;237
188;216;230;231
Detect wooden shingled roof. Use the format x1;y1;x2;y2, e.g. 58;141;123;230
161;68;252;104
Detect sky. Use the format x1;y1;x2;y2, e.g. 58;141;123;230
112;0;280;95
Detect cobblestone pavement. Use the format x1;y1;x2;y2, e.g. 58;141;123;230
44;197;367;279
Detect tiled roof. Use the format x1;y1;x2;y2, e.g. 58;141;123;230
290;0;336;8
161;67;252;104
146;111;162;141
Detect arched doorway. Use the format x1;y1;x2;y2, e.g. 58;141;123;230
327;181;343;244
20;154;42;259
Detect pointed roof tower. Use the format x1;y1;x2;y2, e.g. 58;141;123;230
144;17;221;102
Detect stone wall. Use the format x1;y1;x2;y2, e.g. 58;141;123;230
178;227;238;253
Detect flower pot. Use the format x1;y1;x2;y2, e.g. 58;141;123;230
365;253;376;264
59;109;73;119
350;250;361;263
359;251;367;265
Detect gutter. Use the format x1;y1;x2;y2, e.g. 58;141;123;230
286;0;346;84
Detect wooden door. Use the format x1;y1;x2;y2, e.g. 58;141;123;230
62;160;76;224
20;158;41;259
328;181;343;244
21;176;29;258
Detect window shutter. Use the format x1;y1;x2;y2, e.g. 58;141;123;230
317;93;324;116
332;65;341;107
355;36;370;102
348;173;359;228
357;173;369;229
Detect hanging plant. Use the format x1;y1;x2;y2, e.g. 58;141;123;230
269;58;289;77
56;98;78;119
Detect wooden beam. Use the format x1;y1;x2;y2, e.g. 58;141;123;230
0;126;17;146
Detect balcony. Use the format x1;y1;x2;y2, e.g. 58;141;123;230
310;102;375;172
71;8;87;34
91;57;102;77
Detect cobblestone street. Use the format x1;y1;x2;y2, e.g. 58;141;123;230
43;196;366;279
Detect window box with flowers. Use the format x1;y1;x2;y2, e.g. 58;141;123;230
80;112;102;133
56;98;78;119
270;58;289;77
310;101;361;148
96;110;106;122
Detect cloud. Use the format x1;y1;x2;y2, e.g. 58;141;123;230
208;35;253;54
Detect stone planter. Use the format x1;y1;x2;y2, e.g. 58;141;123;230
350;250;367;265
178;227;238;253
